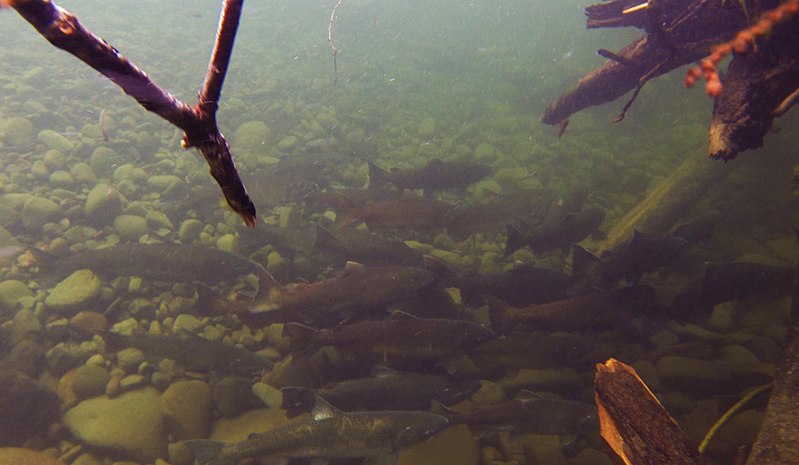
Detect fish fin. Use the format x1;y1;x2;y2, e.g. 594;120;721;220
370;365;399;378
283;322;321;351
571;245;598;277
182;439;228;465
194;282;231;317
516;389;545;400
422;254;459;284
312;396;343;421
344;261;367;274
504;224;526;257
281;386;317;418
386;309;421;319
367;161;389;189
255;263;282;291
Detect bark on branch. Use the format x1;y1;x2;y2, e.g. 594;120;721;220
9;0;257;226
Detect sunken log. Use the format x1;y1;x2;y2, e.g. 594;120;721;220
595;358;702;465
743;230;799;465
543;0;799;160
7;0;257;226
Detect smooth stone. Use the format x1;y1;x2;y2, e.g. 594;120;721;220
37;129;74;153
212;377;262;418
147;175;187;198
49;170;74;189
71;364;111;399
251;382;283;409
4;339;44;376
276;135;298;151
146;210;173;230
84;183;124;222
113;214;148;241
233;121;270;152
3;116;35;147
417;116;436;137
0;447;66;465
160;380;212;440
397;424;478;465
69;311;109;333
172;314;203;334
178;219;203;242
70;163;97;184
31;160;49;179
0;280;33;315
89;147;122;177
45;270;102;314
474;142;496;160
43;149;68;169
21;196;62;231
12;308;43;343
215;234;239;254
62;387;167;462
116;347;146;373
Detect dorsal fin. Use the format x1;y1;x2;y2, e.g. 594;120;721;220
312;397;342;421
343;261;366;275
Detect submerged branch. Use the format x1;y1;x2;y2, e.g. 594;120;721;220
9;0;256;226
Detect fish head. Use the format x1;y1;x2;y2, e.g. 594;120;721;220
390;266;439;292
440;377;483;404
454;323;496;349
392;413;450;449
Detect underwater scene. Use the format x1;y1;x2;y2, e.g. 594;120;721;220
2;0;799;464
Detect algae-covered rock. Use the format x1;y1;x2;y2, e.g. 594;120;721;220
89;146;123;177
43;149;68;170
85;183;123;222
212;377;263;418
397;424;478;465
21;196;62;231
147;175;187;199
0;364;61;445
37;129;74;153
3;117;35;147
0;447;67;465
45;270;102;314
178;219;204;242
215;233;239;254
233;120;270;152
70;162;97;184
417;116;436;137
49;170;75;189
71;364;111;399
0;280;33;315
62;387;168;462
209;409;291;443
159;380;212;440
113;214;148;241
276;135;298;151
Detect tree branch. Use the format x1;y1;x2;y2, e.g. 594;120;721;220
9;0;256;226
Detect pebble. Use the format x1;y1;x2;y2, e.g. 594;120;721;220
69;311;109;333
209;409;291;443
84;183;124;222
49;170;75;189
0;447;67;465
173;314;203;334
251;382;283;409
212;377;262;418
113;214;149;242
116;347;146;373
178;219;204;242
3;116;35;146
159;380;212;440
70;163;97;184
0;279;34;315
62;387;168;462
21;196;63;232
233;120;270;152
45;270;102;315
71;365;111;399
37;129;74;153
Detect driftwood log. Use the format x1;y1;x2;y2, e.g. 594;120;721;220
543;0;799;160
6;0;257;226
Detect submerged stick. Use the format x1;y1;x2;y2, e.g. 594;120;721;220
328;0;343;89
8;0;256;226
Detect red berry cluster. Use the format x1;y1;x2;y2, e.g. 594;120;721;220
685;0;799;96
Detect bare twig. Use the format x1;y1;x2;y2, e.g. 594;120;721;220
328;0;343;89
9;0;256;226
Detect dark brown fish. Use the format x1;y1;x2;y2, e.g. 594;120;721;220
487;285;655;333
458;264;572;307
504;206;605;256
572;230;690;289
441;390;597;434
468;333;589;370
334;190;461;233
281;367;481;418
368;159;491;192
35;243;260;284
284;312;495;360
314;224;425;267
245;262;438;327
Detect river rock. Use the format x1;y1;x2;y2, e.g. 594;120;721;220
0;447;67;465
69;311;108;333
657;355;732;393
2;117;34;147
178;219;204;242
84;183;123;222
37;130;74;153
147;175;187;199
159;380;212;440
21;196;62;231
62;387;167;462
89;147;122;177
0;280;33;316
44;270;102;314
209;409;291;443
71;365;111;399
212;377;262;418
233;120;270;152
49;170;74;189
70;163;97;184
113;214;148;241
417;116;436;137
43;149;67;169
0;363;61;445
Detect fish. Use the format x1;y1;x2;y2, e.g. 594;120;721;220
244;262;438;327
183;397;449;465
469;332;589;371
101;331;273;377
332;190;461;233
668;209;722;245
314;224;426;267
367;158;491;193
34;243;262;284
504;206;606;256
281;366;481;418
458;264;572;307
669;260;795;320
487;285;656;333
283;312;495;360
238;222;317;256
572;230;690;289
440;390;598;434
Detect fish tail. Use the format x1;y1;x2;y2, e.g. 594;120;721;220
504;224;525;257
182;439;229;465
280;386;317;418
367;161;389;189
484;295;512;334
